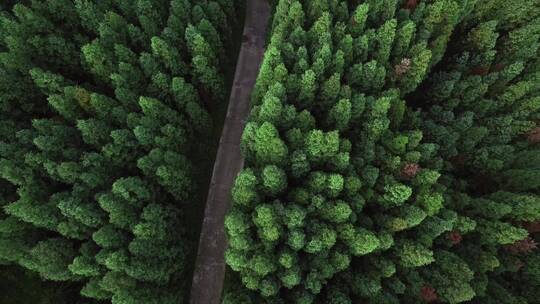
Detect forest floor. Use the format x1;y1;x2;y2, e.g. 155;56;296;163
189;0;271;303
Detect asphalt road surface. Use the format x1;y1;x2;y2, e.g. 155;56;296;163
189;0;271;303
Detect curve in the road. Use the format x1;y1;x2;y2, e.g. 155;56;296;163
189;0;271;303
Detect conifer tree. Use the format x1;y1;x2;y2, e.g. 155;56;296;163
225;0;540;303
2;0;540;303
0;0;243;302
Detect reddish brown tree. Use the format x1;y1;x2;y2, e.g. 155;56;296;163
449;153;468;170
404;0;419;10
526;126;540;144
522;221;540;233
395;58;411;76
401;163;421;179
504;238;538;255
470;66;490;76
491;63;505;72
420;285;438;303
447;231;463;245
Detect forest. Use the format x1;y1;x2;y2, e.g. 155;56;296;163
0;0;539;304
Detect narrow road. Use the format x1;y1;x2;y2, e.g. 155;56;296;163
189;0;270;303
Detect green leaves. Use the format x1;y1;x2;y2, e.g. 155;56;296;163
328;99;352;131
258;95;283;125
398;43;432;94
305;224;337;253
232;169;259;207
253;204;281;242
299;69;317;102
82;41;114;81
397;241;434;268
22;238;79;281
0;0;244;301
349;228;380;256
226;1;540;301
476;220;528;245
251;122;288;165
304;130;340;163
3;0;540;303
350;3;369;37
338;224;380;256
381;183;413;207
262;165;287;195
151;36;186;75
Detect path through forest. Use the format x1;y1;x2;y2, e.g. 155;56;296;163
189;0;271;303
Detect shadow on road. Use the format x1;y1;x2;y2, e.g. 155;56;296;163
189;1;271;303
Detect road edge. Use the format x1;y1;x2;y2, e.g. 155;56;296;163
189;1;271;303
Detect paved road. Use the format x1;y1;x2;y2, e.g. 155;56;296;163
189;1;270;303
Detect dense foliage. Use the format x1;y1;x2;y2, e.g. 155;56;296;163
225;0;540;303
0;0;242;303
1;0;540;303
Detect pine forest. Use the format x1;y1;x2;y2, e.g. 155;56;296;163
0;0;539;304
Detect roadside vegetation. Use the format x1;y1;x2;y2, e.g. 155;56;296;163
1;1;539;303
